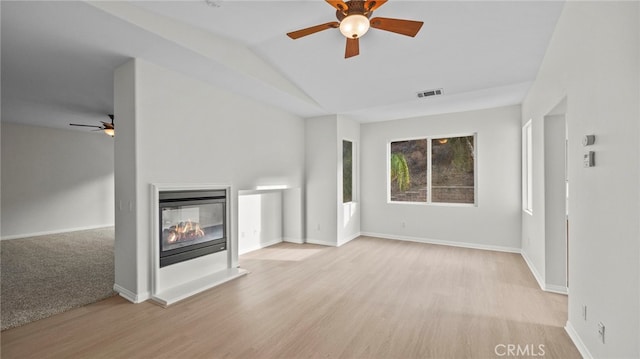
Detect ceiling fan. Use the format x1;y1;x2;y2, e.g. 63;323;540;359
287;0;424;58
70;114;115;137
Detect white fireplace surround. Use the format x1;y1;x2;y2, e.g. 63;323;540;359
150;183;248;307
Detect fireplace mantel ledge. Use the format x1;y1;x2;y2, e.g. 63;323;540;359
151;267;248;307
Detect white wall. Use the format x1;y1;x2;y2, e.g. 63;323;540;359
282;187;304;243
305;115;362;247
360;105;521;251
522;114;546;285
114;58;305;300
543;114;567;290
114;60;138;296
305;115;339;246
337;115;361;246
522;103;569;293
522;2;639;357
1;122;114;239
238;190;283;255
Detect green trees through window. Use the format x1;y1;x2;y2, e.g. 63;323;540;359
390;135;475;204
390;139;427;202
431;136;475;203
390;153;410;191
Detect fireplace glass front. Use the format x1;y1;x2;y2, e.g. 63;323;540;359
159;190;227;267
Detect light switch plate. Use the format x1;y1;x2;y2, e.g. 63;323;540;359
584;151;595;167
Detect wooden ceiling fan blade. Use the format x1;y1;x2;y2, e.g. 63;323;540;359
326;0;349;12
287;22;340;39
345;37;359;58
101;121;114;129
364;0;388;12
70;123;102;128
370;17;424;37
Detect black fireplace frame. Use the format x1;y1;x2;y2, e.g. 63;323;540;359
158;189;227;268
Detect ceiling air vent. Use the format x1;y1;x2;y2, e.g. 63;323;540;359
417;88;443;99
204;0;221;8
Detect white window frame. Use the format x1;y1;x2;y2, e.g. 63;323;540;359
522;120;533;215
387;133;477;206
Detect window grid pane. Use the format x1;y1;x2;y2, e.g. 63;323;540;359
431;136;475;204
343;140;353;203
390;139;428;202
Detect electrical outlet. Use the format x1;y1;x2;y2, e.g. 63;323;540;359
582;305;587;320
598;322;605;343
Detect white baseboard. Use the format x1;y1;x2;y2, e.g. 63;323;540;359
565;321;593;359
239;238;283;255
545;284;568;295
114;284;150;304
151;268;248;307
1;224;114;240
521;250;545;291
338;232;360;247
305;238;337;247
520;250;568;295
360;232;521;254
283;237;305;244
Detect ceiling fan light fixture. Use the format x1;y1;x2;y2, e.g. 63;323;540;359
103;128;115;137
339;14;370;39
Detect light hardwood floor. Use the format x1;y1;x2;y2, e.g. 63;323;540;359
1;237;580;358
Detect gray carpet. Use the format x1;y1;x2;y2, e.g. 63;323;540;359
1;227;116;331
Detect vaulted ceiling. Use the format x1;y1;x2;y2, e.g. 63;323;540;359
1;1;564;130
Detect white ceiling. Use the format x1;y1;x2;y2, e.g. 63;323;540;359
1;1;565;130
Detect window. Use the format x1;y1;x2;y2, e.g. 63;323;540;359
389;134;476;204
390;139;428;202
343;140;353;203
431;136;475;203
522;120;533;214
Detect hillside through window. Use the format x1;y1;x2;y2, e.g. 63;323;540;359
343;140;353;203
389;135;476;205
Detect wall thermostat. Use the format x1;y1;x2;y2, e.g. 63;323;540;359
582;135;596;146
584;151;595;167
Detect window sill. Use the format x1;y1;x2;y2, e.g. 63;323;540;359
387;201;476;208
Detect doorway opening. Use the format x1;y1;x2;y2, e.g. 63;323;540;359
544;98;568;293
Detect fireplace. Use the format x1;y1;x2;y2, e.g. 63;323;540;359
159;189;227;267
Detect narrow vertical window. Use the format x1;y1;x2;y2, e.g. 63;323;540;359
523;120;533;214
343;140;353;203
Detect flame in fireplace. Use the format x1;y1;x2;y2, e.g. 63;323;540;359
166;220;206;243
